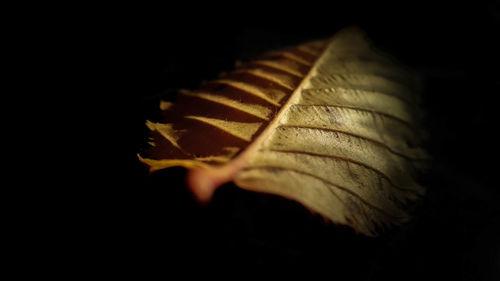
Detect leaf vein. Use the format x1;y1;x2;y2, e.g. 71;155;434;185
243;165;405;219
234;69;294;90
310;84;414;104
213;79;282;106
277;124;426;161
264;148;421;195
252;60;304;78
294;103;416;130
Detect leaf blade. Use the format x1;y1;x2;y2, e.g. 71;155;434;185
139;27;428;236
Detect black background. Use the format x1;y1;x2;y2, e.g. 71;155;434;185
98;3;500;279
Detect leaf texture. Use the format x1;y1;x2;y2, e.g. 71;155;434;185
139;27;429;236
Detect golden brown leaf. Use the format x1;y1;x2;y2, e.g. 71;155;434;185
139;27;429;236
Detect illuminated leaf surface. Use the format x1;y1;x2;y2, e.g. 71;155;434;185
139;27;428;236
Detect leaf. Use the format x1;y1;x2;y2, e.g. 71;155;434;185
139;27;429;236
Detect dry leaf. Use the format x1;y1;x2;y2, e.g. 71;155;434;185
139;27;429;236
